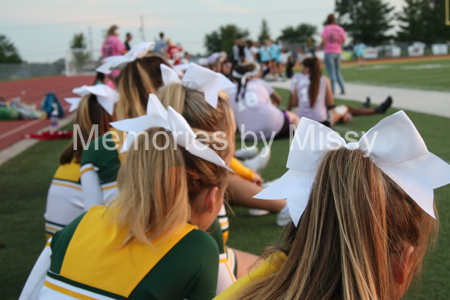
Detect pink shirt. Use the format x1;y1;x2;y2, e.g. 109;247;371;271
101;36;126;58
101;36;126;77
322;24;346;54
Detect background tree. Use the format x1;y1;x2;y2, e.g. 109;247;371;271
396;0;426;43
335;0;394;45
204;24;249;55
278;23;317;44
0;35;22;64
258;19;271;44
420;0;450;44
70;33;90;72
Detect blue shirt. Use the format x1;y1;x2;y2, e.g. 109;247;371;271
154;39;167;55
259;46;270;62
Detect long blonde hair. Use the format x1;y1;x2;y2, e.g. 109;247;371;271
233;148;437;300
109;127;229;245
116;54;171;121
60;94;113;164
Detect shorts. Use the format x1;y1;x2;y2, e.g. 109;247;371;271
275;111;291;139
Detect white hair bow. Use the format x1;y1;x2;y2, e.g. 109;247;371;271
96;41;154;74
110;94;232;172
255;111;450;226
160;63;234;109
232;63;261;86
64;84;119;115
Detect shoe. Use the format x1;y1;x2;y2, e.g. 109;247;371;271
249;209;270;216
243;147;271;174
375;96;393;113
276;203;291;227
234;147;259;160
361;97;371;108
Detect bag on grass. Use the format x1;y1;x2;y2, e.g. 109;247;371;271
41;92;64;119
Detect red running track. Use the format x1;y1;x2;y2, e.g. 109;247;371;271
0;75;94;151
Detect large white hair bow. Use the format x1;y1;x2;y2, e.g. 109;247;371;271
96;42;154;74
64;84;119;115
255;111;450;226
110;94;232;172
160;63;234;109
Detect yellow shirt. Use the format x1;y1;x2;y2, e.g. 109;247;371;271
214;251;287;300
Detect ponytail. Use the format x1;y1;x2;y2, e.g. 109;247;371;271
302;57;322;108
60;94;113;165
110;127;189;246
232;148;437;300
232;64;257;103
116;54;171;121
157;82;235;157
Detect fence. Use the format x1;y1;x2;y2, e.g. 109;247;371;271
0;62;65;81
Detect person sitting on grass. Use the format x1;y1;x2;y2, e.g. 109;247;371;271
20;96;231;299
288;57;392;127
227;63;300;142
215;111;450;300
43;84;118;239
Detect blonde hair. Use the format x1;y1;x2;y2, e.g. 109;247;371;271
232;148;437;300
166;38;174;47
116;54;171;120
109;127;229;246
60;94;113;165
157;83;234;142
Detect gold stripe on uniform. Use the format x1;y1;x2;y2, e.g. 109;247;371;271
101;184;118;191
52;182;82;191
79;167;95;177
44;280;97;300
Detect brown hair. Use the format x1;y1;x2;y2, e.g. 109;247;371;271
60;94;113;165
115;54;171;120
232;148;437;300
109;127;229;245
232;63;257;102
302;57;322;108
325;14;336;25
106;25;118;37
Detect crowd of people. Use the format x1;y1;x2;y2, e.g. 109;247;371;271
17;14;450;300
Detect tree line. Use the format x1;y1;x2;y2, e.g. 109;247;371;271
204;0;450;55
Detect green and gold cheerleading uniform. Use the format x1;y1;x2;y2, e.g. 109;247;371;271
80;130;237;294
44;160;84;239
40;206;219;300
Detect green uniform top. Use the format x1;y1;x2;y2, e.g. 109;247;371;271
47;206;219;300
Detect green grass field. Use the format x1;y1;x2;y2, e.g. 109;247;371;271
335;58;450;92
0;88;449;299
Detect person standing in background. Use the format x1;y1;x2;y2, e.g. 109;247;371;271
124;32;132;51
317;14;346;95
154;32;167;57
244;40;255;63
101;25;127;83
354;41;366;67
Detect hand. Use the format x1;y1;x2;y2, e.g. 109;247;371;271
251;171;263;187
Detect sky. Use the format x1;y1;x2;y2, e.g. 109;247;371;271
0;0;406;63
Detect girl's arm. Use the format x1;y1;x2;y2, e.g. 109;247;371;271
19;242;52;300
325;77;334;107
80;167;103;211
270;91;282;107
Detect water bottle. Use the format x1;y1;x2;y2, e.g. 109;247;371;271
50;103;59;130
